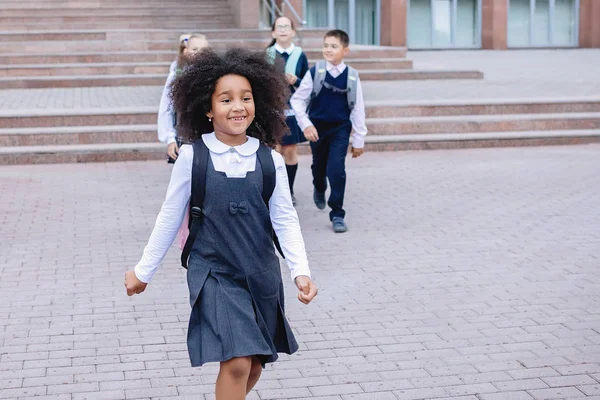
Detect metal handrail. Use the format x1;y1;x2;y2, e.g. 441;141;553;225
281;0;307;26
263;0;307;27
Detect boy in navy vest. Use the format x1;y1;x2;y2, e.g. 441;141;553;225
290;29;367;233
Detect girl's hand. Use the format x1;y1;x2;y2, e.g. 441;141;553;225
124;270;148;296
303;126;319;142
351;147;364;158
295;276;318;304
167;142;179;160
285;73;298;86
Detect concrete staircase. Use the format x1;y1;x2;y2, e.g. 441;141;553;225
1;99;599;164
0;0;483;89
2;0;597;165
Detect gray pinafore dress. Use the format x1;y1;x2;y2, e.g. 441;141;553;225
185;155;299;367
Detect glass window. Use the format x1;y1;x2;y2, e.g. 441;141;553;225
508;0;531;46
306;0;329;27
508;0;577;47
334;0;350;32
355;0;377;44
408;0;433;47
554;0;576;45
533;0;551;45
432;0;452;46
456;0;478;46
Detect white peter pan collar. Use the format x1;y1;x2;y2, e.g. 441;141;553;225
202;132;259;157
274;42;295;55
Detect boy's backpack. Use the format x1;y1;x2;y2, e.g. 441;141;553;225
180;138;284;269
310;60;359;111
266;45;304;76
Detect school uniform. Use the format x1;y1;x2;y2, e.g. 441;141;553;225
134;133;311;366
290;61;367;221
158;68;184;163
169;60;177;74
270;43;309;146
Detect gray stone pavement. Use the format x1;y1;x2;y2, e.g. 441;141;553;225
1;50;600;111
1;144;600;399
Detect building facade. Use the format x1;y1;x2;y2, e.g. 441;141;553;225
238;0;600;49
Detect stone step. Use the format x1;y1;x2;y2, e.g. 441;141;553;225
0;39;324;54
0;142;166;164
0;62;170;77
0;0;220;5
0;124;157;146
4;100;599;129
367;113;600;135
0;69;483;89
2;129;599;165
0;40;403;55
0;21;236;30
0;47;408;65
0;16;235;25
0;60;415;77
3;113;600;147
365;98;600;118
0;7;230;16
308;58;413;70
0;108;157;129
358;69;483;81
0;8;231;17
0;51;179;65
0;28;329;42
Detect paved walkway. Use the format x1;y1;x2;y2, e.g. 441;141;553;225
1;144;600;399
1;50;599;111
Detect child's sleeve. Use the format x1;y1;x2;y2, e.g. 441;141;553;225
268;152;312;282
349;76;368;149
134;145;192;283
290;70;314;132
157;72;177;144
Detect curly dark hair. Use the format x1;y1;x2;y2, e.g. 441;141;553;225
170;47;289;146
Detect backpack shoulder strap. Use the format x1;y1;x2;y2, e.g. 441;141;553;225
266;46;277;65
346;65;359;111
284;46;303;76
255;143;285;259
256;143;275;204
311;60;327;100
181;138;210;269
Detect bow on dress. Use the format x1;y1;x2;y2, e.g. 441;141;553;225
229;201;249;215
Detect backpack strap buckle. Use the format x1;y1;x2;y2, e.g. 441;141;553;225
190;206;203;219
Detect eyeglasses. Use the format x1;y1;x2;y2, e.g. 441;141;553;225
276;24;292;32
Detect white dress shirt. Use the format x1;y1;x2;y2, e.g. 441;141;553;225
169;60;177;74
290;61;368;148
134;133;312;284
157;71;177;144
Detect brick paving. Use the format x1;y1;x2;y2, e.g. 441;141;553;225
1;144;599;399
1;50;600;111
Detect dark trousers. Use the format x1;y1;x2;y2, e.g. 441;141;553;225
310;121;351;220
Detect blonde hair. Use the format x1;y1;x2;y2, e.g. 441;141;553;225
176;33;210;69
178;33;192;56
186;33;209;48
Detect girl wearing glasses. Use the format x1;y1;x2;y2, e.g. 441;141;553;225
266;17;309;206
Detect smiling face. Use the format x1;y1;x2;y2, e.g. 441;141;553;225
271;17;295;47
322;35;349;66
206;74;255;145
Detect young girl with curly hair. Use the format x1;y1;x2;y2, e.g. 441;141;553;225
125;47;318;400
